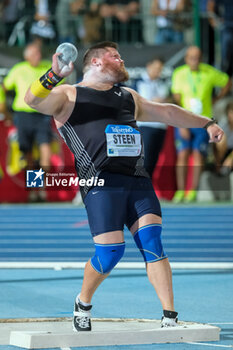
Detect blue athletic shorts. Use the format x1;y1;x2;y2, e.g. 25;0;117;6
175;127;209;156
83;172;162;237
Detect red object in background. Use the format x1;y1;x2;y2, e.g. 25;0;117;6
45;149;77;202
152;126;177;201
0;121;77;203
0;122;28;202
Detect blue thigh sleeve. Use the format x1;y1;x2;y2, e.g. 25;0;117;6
91;242;125;274
133;224;167;263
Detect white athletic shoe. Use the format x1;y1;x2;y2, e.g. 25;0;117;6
73;302;92;331
161;310;178;327
161;316;178;327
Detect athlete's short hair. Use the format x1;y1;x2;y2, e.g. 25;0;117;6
83;41;118;73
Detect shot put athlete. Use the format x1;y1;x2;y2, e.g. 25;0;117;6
24;41;223;332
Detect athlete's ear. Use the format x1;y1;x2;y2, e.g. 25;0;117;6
91;57;101;67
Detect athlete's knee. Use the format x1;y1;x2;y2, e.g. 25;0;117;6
133;224;167;263
91;242;125;274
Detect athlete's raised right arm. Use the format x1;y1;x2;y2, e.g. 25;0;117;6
24;53;74;117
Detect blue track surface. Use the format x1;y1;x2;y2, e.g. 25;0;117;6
0;203;233;350
0;268;233;350
0;204;233;262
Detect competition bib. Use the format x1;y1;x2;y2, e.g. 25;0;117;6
105;124;141;157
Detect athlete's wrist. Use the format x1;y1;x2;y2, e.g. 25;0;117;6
203;118;217;130
40;68;63;90
30;68;63;99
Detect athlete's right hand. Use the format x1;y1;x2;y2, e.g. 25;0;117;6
52;53;74;78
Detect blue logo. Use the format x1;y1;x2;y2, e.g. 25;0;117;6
26;168;45;188
105;124;138;134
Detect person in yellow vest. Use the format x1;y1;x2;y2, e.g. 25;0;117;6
3;43;53;173
171;46;232;203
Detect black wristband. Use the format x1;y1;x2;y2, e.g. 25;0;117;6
39;68;63;90
203;118;217;130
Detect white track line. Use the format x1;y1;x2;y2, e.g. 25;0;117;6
0;262;233;269
187;342;233;348
209;323;233;325
61;348;71;350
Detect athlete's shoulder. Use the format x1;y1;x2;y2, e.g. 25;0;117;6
121;86;140;103
54;83;75;94
121;86;138;96
72;83;85;89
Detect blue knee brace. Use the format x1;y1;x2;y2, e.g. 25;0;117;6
91;242;125;274
133;224;167;263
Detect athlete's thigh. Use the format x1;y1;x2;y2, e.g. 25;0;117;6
84;182;128;237
93;230;124;244
129;213;162;235
125;176;162;231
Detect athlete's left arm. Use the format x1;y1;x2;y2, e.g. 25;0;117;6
124;87;224;143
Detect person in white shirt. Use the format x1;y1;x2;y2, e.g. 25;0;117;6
136;57;170;176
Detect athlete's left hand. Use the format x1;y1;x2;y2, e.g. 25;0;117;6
207;123;224;143
52;53;74;78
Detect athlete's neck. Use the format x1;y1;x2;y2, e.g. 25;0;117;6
79;80;114;91
81;70;115;91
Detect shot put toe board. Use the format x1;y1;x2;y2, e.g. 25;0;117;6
0;317;220;349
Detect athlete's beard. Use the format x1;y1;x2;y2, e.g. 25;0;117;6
102;62;129;83
115;64;129;83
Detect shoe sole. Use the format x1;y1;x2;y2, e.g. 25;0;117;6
72;319;91;332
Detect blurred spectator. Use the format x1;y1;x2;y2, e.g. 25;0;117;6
134;57;170;177
0;85;6;182
200;0;215;65
97;0;142;42
55;0;86;44
215;101;233;174
171;46;232;203
3;43;53;200
30;0;56;43
0;0;22;42
207;0;233;77
83;4;103;44
0;84;9;122
34;0;50;21
151;0;185;44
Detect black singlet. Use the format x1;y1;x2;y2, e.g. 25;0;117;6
58;85;148;197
